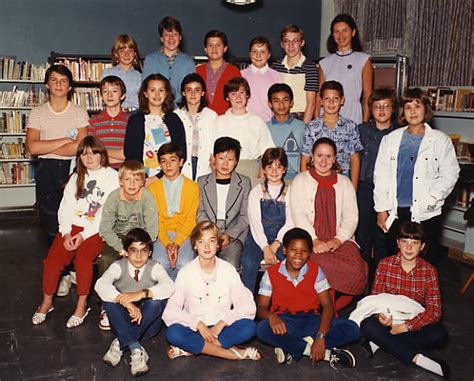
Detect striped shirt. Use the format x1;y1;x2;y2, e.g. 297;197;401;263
273;54;318;113
372;254;442;331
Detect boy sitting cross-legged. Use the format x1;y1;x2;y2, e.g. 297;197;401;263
256;227;360;367
95;228;174;377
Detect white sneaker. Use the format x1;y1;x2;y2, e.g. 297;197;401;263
56;275;71;297
70;271;77;285
99;309;111;331
130;347;149;376
103;338;123;367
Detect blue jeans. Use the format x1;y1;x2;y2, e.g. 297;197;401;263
360;316;448;364
257;313;360;360
152;232;194;280
241;233;285;292
103;299;166;350
166;319;257;355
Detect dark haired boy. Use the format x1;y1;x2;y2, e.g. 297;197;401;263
196;30;241;115
358;222;449;378
256;227;359;367
95;228;174;377
356;88;398;284
273;24;318;123
197;137;251;270
241;36;282;121
147;142;199;280
267;83;305;180
142;16;195;104
88;75;129;169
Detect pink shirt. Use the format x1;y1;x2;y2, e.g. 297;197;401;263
162;257;256;330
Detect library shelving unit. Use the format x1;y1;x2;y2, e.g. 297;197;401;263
0;78;46;211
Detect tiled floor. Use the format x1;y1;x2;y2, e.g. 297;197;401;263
1;216;473;380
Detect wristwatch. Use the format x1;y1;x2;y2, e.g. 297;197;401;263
315;332;326;340
142;289;150;299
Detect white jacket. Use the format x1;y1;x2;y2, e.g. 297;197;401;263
175;107;217;179
373;124;459;222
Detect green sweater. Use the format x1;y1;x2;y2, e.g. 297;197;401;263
99;188;158;252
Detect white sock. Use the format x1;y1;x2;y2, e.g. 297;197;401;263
415;354;444;376
369;341;380;354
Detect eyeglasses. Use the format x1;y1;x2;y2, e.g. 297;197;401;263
283;38;302;45
373;104;393;110
128;247;151;256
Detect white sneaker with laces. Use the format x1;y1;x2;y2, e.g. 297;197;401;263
103;338;123;367
130;347;149;376
56;275;71;297
69;271;77;285
99;309;111;331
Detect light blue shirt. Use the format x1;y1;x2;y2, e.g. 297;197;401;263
164;174;184;216
397;130;423;207
101;66;141;111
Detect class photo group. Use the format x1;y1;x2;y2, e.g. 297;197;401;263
23;11;464;380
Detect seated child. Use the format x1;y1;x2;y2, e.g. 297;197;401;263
95;228;174;377
359;222;449;378
241;148;294;292
300;80;362;189
241;36;282;122
97;160;158;330
148;142;199;280
215;77;275;185
163;221;261;361
197;137;251;270
256;227;360;367
88;75;129;169
266;83;305;180
31;136;119;328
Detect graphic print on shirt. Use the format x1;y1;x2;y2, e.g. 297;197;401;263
282;131;301;179
78;180;106;220
143;121;171;176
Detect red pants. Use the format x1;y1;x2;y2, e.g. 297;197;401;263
42;225;103;296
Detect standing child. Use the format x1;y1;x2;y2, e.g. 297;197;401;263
357;88;398;285
31;136;119;328
256;228;359;367
95;228;174;377
273;24;318;123
374;88;459;265
267;83;305;180
359;222;449;378
241;36;282;122
241;148;294;292
197;137;251;270
124;74;186;186
88;76;129;169
215;77;275;185
97;160;158;330
163;221;261;361
196;30;241;115
148;142;199;280
102;34;142;112
175;73;218;180
301;80;363;189
316;14;373;124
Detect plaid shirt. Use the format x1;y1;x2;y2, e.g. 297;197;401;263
372;254;442;331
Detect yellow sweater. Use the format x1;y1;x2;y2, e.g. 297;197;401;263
148;175;199;247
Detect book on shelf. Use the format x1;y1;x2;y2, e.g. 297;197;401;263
427;87;474;112
0;137;29;159
73;87;103;112
0;85;47;107
0;161;35;185
54;58;112;82
0;56;47;81
0;110;28;133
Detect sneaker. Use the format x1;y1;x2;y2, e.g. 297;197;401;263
274;347;293;365
329;348;356;369
130;347;149;376
70;271;77;285
103;338;123;367
56;275;71;297
99;309;111;331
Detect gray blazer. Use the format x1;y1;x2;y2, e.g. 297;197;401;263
197;171;251;244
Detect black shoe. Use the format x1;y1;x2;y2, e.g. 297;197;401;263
329;348;356;369
274;347;293;365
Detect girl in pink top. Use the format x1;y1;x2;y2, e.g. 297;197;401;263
162;221;262;361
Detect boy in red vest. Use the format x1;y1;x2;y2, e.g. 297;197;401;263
256;227;359;367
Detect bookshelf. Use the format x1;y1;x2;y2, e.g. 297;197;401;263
0;59;47;211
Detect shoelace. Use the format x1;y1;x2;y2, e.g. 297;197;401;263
329;354;339;369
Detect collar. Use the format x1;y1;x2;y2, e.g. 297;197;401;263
160;47;180;58
119;187;143;201
335;49;354;57
278;260;309;283
271;115;294;125
282;54;306;69
163;174;183;186
127;260;148;273
249;63;269;74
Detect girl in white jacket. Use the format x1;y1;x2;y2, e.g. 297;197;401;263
32;136;119;328
373;88;459;264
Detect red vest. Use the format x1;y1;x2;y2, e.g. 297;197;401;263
268;261;321;314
